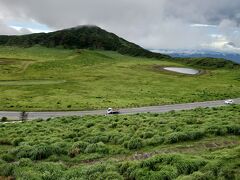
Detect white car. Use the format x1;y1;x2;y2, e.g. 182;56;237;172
224;99;234;105
106;108;120;115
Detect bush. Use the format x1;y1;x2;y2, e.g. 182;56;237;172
72;141;89;152
1;153;15;162
226;125;240;135
140;131;155;139
186;130;205;141
68;141;89;157
0;138;12;145
206;126;227;136
0;163;15;176
152;166;178;179
13;144;67;160
165;132;188;144
1;117;7;122
86;122;95;128
87;134;110;143
109;133;125;145
127;137;143;150
12;138;24;146
35;162;65;180
175;157;207;175
18;158;33;167
85;142;109;154
146;135;165;146
99;171;124;180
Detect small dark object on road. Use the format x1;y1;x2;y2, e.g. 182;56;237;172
20;111;28;122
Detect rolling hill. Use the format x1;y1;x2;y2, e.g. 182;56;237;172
0;25;169;59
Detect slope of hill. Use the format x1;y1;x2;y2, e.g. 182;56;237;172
175;57;239;69
0;25;169;59
0;46;239;111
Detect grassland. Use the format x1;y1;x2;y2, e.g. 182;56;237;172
0;46;239;111
0;105;239;179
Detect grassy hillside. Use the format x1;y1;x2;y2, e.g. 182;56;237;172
0;46;239;111
175;57;239;69
0;26;169;59
0;105;239;179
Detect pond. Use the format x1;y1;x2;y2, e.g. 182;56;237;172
164;67;199;75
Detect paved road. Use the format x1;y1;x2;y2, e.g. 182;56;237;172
1;98;240;121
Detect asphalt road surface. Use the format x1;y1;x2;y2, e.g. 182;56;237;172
1;98;240;121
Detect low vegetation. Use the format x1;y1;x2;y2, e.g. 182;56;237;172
176;57;239;69
0;46;239;111
0;105;239;179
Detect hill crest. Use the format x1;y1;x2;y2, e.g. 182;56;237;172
0;25;169;59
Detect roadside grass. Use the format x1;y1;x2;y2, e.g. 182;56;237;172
0;105;239;179
0;46;240;111
0;80;66;86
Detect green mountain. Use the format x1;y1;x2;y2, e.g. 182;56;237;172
0;25;169;59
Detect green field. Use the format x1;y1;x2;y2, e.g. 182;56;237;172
0;105;239;179
0;46;239;111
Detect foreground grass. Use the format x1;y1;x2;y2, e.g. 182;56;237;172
0;105;239;179
0;46;240;111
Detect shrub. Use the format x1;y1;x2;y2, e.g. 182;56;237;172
180;171;210;180
85;164;106;176
13;144;67;160
99;171;124;180
146;135;165;146
68;141;89;157
186;130;205;141
1;153;15;162
72;141;89;152
39;162;65;178
140;131;155;139
152;166;178;180
165;132;188;144
84;142;109;154
109;123;118;128
0;138;12;145
68;148;80;158
1;117;7;122
18;158;33;167
109;133;125;145
175;157;207;175
65;133;77;139
206;126;227;136
87;134;110;143
127;137;143;150
226;125;240;135
86;122;95;128
12;138;24;146
0;163;15;176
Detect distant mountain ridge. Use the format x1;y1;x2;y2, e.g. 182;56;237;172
0;25;169;59
152;49;240;64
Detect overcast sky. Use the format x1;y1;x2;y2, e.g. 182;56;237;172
1;0;240;52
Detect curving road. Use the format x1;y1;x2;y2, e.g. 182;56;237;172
0;98;240;121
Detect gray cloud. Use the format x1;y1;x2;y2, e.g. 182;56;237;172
0;0;240;50
0;20;19;35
